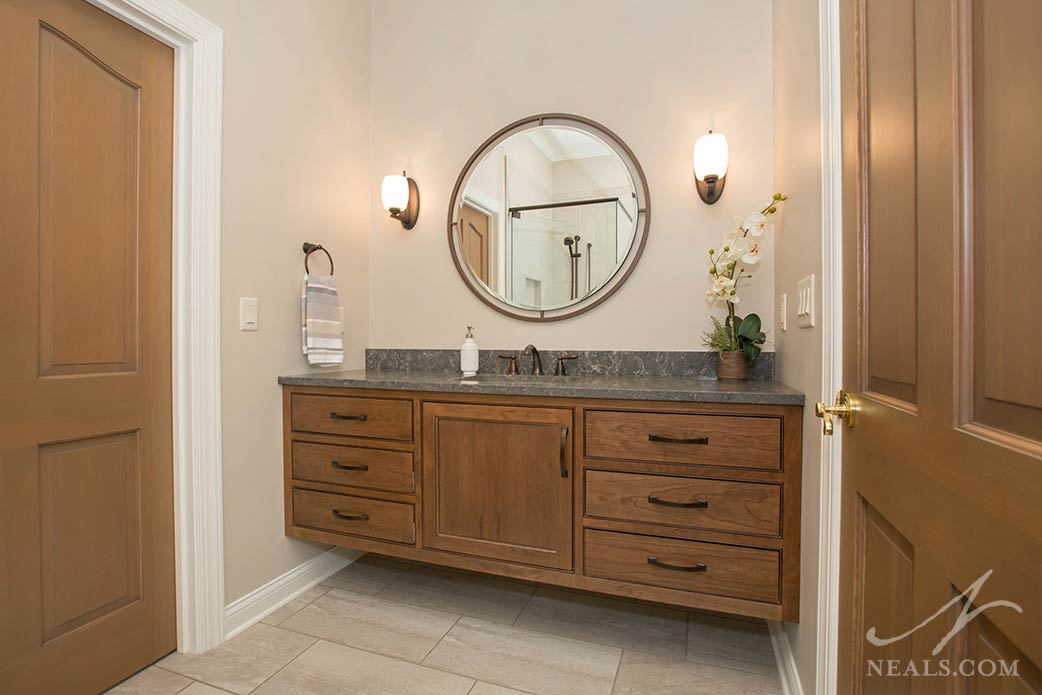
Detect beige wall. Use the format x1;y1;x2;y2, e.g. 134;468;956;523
369;0;776;351
773;0;825;692
180;0;372;604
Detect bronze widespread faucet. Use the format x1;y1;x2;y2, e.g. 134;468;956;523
523;345;543;375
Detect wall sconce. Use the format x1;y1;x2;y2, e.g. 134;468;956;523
692;131;729;205
381;171;420;229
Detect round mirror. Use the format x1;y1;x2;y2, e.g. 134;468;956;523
448;114;650;321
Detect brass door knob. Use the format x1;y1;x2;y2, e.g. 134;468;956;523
815;390;858;436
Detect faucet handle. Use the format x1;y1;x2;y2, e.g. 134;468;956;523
497;354;520;375
554;354;579;376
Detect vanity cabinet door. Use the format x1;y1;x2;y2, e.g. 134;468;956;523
422;402;573;570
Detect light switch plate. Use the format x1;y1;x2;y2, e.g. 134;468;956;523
797;275;815;328
779;293;788;332
239;297;258;331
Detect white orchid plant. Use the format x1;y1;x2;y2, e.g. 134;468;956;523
702;193;787;362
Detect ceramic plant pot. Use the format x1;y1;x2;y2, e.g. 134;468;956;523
717;351;749;381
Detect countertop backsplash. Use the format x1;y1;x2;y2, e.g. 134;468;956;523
364;348;776;381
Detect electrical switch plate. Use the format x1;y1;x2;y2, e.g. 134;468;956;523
779;293;788;332
797;275;815;328
239;297;258;331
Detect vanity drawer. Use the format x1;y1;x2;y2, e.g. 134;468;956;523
584;410;781;471
291;394;413;441
584;470;781;536
293;488;415;544
292;441;415;493
584;529;779;603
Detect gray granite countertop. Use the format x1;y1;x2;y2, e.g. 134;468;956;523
277;369;805;406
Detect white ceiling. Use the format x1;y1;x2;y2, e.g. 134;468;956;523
525;127;613;162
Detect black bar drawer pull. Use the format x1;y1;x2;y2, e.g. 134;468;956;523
332;510;369;521
331;461;369;472
647;556;707;572
648;495;709;508
648;434;709;445
559;426;569;478
330;412;368;421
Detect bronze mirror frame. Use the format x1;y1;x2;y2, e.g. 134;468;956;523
447;113;651;321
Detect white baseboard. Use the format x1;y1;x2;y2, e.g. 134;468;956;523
223;547;362;641
769;621;805;695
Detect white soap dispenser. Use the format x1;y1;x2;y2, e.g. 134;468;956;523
460;326;479;377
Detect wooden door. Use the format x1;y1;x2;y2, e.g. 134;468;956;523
0;0;175;692
422;402;573;570
837;0;1042;692
460;203;491;285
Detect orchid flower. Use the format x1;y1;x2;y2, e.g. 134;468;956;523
706;274;738;304
704;193;787;346
742;212;772;237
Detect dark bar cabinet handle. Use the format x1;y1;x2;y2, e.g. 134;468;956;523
331;461;369;472
332;510;369;521
647;557;707;572
648;495;709;509
559;426;569;478
647;434;709;445
330;412;368;421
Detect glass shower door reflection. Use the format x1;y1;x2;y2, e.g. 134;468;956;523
507;198;622;311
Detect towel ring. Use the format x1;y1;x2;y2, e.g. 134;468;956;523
302;242;334;275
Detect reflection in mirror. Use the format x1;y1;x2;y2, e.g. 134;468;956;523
450;116;648;320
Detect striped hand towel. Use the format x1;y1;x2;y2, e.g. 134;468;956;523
301;273;343;367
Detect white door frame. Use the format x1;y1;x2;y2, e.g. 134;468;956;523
86;0;225;655
816;0;844;691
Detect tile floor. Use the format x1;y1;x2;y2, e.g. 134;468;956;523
107;554;783;695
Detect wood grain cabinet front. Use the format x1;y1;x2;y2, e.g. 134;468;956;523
583;529;780;603
292;488;415;544
282;386;802;622
421;402;574;570
584;409;782;471
290;394;413;441
292;441;415;493
584;469;781;536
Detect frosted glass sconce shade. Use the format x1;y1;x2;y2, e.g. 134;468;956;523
692;131;728;204
381;171;419;228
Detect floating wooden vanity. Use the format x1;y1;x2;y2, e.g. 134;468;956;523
280;373;803;622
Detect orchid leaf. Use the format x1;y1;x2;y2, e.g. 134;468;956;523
737;314;763;340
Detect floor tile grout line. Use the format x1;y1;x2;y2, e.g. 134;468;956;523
239;627;555;695
419;613;463;664
291;636;535;693
510;586;539;626
265;583;332;627
278;586;685;667
177;572;771;694
608;648;625;695
154;663;192;678
435;611;631;661
175;681;200;695
103;666;199;695
242;633;319;694
685;610;691;661
365;589;533;625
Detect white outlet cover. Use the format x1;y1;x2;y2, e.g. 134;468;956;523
797;275;815;328
779;293;788;332
239;297;258;331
